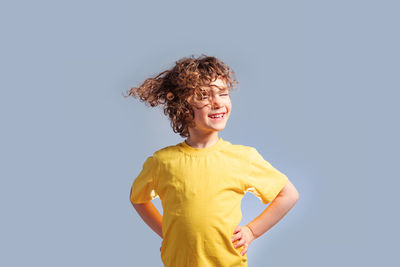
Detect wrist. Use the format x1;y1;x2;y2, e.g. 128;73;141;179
246;223;258;239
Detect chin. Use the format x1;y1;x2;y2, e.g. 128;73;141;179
212;126;226;131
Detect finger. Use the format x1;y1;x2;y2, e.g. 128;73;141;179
241;246;248;256
231;232;242;242
234;238;245;248
233;226;241;234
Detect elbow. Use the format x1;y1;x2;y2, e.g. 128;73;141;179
129;187;134;204
281;179;299;204
292;190;299;204
290;185;300;206
289;182;299;203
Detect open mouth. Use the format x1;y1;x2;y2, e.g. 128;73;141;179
208;113;226;120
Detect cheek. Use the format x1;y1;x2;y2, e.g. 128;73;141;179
193;108;208;120
226;101;232;113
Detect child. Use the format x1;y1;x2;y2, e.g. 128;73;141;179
126;54;299;267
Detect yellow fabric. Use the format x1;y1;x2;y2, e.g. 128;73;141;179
130;137;288;267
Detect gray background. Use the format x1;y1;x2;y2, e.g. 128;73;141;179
1;0;398;266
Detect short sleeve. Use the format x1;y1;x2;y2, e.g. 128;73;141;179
245;148;288;204
130;155;159;204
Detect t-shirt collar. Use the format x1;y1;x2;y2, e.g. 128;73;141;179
178;137;224;156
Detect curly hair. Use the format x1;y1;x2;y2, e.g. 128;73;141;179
123;54;238;138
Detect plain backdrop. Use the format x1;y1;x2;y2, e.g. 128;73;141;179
1;0;399;266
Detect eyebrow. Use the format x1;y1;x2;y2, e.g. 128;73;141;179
202;85;228;92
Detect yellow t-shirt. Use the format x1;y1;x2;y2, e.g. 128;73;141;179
130;137;288;267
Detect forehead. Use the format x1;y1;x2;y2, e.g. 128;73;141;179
200;78;228;92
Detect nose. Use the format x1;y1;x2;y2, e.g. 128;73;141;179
210;94;223;109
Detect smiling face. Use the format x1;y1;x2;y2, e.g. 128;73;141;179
187;77;232;135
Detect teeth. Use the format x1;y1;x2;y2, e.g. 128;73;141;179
210;114;224;118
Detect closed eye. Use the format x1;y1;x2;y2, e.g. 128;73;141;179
198;93;228;100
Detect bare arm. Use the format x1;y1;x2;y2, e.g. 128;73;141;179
246;179;299;239
131;201;163;239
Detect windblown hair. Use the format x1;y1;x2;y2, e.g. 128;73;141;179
123;54;238;137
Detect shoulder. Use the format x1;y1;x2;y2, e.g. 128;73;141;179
220;139;257;158
152;143;182;162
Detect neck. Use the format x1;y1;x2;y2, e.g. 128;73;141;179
185;130;220;149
